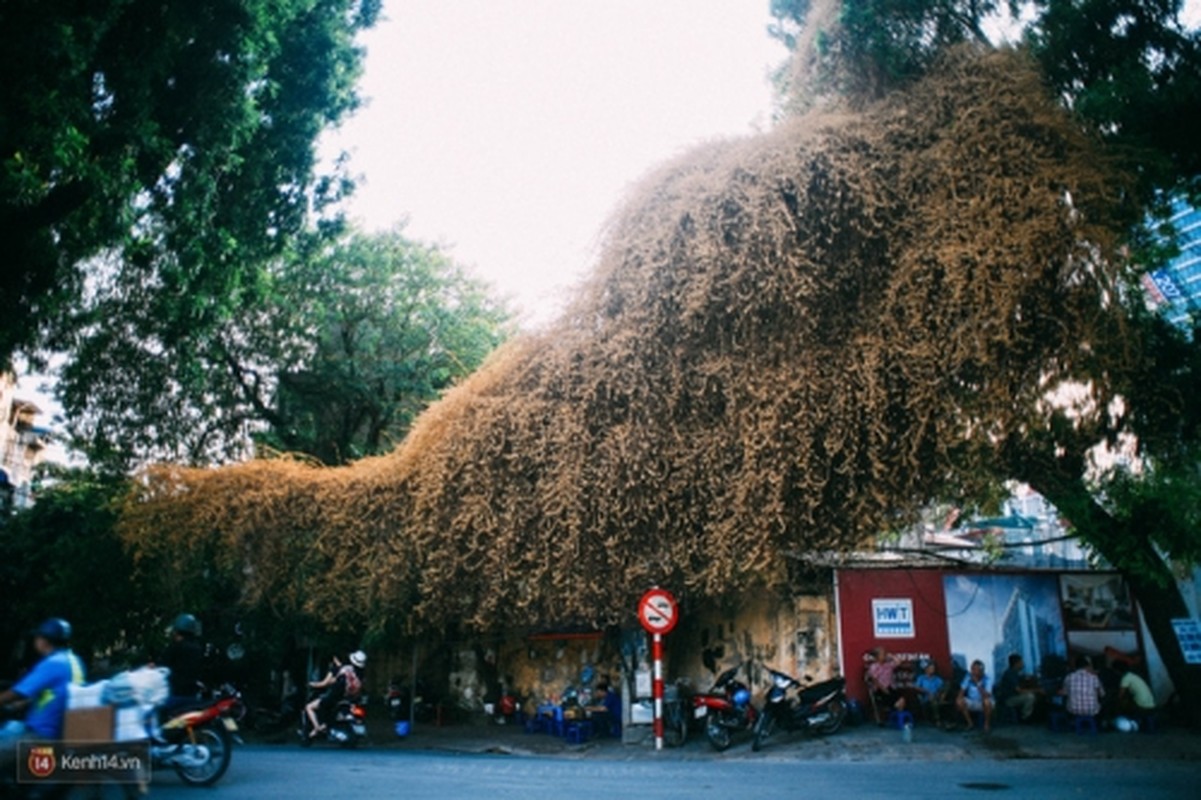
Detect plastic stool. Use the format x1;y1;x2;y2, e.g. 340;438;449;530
564;721;593;744
887;710;915;730
1136;713;1158;733
1073;714;1098;735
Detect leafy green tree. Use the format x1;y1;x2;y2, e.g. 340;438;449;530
772;0;1201;201
246;229;514;464
0;468;155;672
0;0;379;366
58;228;512;468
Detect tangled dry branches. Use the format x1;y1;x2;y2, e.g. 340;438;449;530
120;49;1131;635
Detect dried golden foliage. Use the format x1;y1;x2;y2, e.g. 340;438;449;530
119;49;1130;635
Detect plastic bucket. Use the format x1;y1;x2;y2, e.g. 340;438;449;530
395;720;411;738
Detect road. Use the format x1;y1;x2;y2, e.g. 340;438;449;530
148;745;1196;799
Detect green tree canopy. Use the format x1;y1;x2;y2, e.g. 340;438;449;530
59;228;512;468
0;468;154;669
771;0;1201;202
0;0;379;365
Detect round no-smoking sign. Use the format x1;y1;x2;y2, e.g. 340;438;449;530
638;587;678;635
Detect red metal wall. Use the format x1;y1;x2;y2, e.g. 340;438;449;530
837;569;952;705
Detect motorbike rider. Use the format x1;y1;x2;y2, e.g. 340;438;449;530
305;651;365;738
0;618;85;773
158;613;205;716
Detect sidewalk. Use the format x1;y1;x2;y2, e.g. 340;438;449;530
291;714;1201;763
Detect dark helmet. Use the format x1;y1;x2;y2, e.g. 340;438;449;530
35;618;72;646
172;613;202;638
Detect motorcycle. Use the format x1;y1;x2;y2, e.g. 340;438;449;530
298;693;367;748
384;677;407;721
384;677;435;724
151;683;243;786
751;668;847;752
691;664;757;751
661;678;692;748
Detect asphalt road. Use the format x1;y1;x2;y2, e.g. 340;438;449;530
148;745;1197;799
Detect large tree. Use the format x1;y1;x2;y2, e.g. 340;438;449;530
116;1;1201;725
59;228;512;468
770;0;1201;721
0;0;379;366
119;48;1130;642
239;229;513;465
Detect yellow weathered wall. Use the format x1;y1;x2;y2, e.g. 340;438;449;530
375;587;836;713
666;592;836;702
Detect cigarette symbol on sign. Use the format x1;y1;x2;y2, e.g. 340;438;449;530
638;588;679;634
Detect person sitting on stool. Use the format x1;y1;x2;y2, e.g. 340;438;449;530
955;659;994;732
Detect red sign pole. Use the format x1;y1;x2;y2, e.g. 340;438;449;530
637;586;677;752
652;632;664;751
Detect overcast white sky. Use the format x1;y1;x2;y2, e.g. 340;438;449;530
329;0;1201;329
321;0;786;328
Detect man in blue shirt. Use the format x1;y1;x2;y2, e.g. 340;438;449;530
954;659;994;732
0;618;86;771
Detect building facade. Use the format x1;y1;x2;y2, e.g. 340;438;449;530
1142;198;1201;330
0;372;50;511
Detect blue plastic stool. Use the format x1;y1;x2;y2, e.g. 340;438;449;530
1073;714;1098;735
887;710;915;730
564;720;593;744
549;706;568;737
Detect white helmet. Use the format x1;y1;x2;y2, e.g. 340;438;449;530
350;650;367;668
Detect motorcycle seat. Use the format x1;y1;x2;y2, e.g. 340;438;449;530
798;678;845;704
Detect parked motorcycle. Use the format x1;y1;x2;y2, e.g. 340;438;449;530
661;679;692;747
691;664;757;751
751;668;847;752
151;683;243;786
384;677;436;724
385;677;407;721
298;693;368;748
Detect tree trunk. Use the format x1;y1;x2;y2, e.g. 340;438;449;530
1024;469;1201;727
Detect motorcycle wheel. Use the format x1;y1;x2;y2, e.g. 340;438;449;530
174;723;233;787
751;712;775;752
816;699;847;735
705;717;732;752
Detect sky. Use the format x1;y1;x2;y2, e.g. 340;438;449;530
329;0;1201;329
321;0;787;328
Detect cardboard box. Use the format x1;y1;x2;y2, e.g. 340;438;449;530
63;706;114;742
